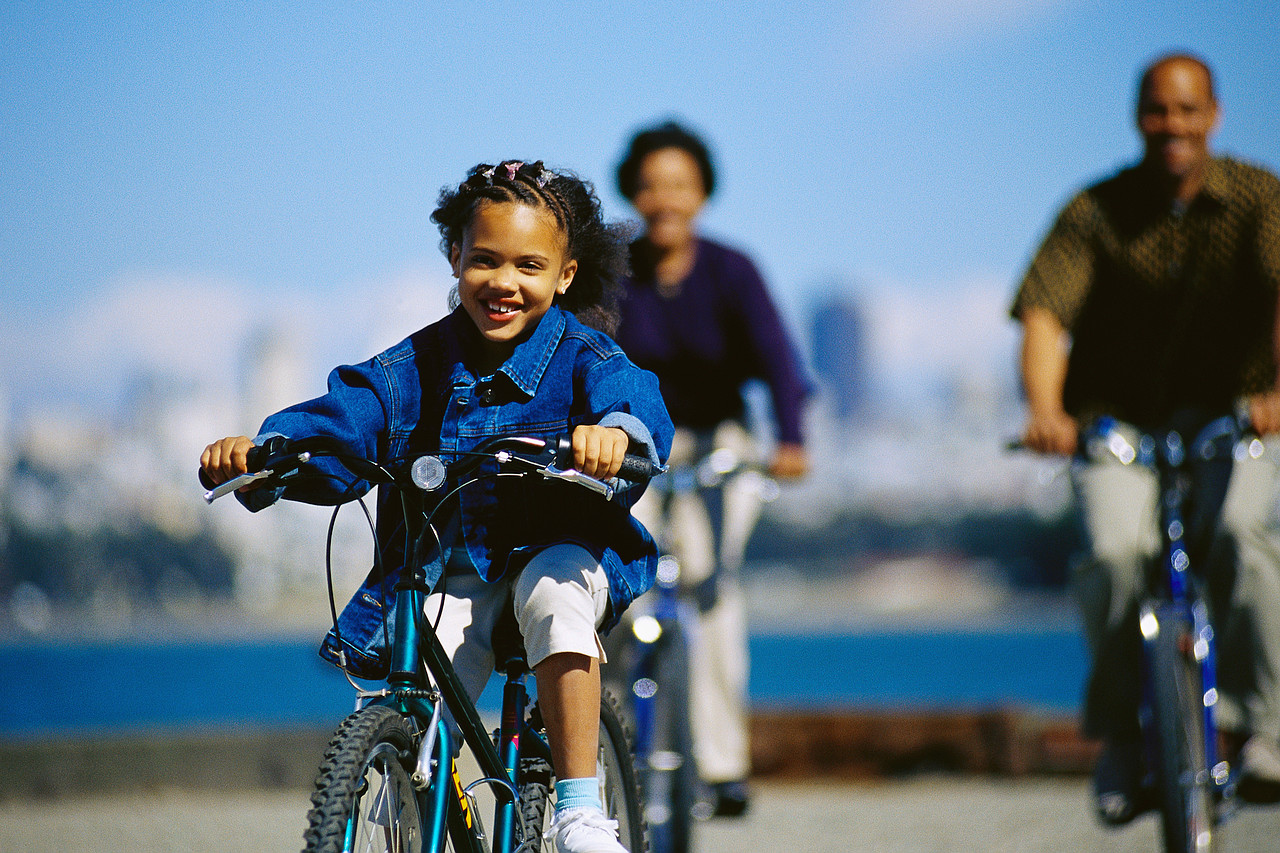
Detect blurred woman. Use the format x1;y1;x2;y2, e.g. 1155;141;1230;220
613;120;810;816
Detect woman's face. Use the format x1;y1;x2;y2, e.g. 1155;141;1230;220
631;147;707;252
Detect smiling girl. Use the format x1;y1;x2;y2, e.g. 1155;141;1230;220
201;160;673;853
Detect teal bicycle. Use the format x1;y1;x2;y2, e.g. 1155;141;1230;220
203;434;652;853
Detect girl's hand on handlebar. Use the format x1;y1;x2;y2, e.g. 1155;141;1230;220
1248;391;1280;436
570;425;630;480
200;435;255;486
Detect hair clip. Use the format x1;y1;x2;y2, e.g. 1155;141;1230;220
501;162;521;182
527;160;551;188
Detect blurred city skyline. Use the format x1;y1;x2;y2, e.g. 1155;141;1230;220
3;1;1279;422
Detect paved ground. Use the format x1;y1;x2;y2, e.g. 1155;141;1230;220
4;777;1280;853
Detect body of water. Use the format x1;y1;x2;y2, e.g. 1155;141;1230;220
0;627;1087;738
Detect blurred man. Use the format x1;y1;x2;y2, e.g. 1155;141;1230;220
1011;53;1280;824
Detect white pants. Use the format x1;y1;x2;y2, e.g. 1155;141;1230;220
629;422;765;784
425;543;611;703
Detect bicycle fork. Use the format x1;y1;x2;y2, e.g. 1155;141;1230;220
1139;471;1233;804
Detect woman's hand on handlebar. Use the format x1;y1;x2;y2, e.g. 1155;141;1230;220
1022;408;1079;456
570;425;630;480
769;442;808;480
200;435;255;486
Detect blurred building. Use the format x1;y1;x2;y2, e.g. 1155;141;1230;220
807;291;871;425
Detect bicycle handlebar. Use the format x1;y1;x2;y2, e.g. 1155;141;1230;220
200;433;662;504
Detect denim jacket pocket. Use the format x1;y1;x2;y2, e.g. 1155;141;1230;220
319;585;395;679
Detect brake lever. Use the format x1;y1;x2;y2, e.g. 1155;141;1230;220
202;451;311;504
537;464;615;500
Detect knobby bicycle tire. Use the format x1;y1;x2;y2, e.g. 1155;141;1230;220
1151;607;1219;853
599;689;649;852
303;704;424;853
518;690;648;853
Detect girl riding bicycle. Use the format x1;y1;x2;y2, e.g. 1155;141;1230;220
201;160;673;853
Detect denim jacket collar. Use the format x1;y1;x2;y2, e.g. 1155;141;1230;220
447;305;568;399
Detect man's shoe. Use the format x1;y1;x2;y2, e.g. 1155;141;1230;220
1239;736;1280;804
545;806;626;853
710;780;750;818
1093;739;1148;826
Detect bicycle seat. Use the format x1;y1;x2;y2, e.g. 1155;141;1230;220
490;595;529;674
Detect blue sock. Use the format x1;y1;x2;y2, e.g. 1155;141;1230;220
554;776;602;813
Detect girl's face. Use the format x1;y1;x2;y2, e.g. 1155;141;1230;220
632;147;707;252
450;201;576;364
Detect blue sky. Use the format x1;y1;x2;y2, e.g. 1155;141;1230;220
3;1;1278;416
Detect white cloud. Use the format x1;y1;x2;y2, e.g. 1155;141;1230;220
2;269;453;422
862;273;1018;391
850;0;1082;68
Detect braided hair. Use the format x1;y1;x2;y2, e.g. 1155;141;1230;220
431;160;631;335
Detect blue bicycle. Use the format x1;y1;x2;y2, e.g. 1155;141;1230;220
203;434;653;853
603;447;777;853
1084;411;1257;853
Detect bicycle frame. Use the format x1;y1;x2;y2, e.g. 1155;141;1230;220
1137;438;1230;801
1088;414;1243;833
346;540;555;853
609;446;778;851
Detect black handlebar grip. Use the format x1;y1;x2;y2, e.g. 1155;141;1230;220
616;453;659;483
554;433;658;482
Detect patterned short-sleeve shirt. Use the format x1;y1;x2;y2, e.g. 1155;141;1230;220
1011;156;1280;427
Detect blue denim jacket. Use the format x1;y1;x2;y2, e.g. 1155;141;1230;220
241;306;673;677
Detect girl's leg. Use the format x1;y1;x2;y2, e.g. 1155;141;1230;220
423;572;504;708
535;652;603;780
512;544;633;851
512;543;612;779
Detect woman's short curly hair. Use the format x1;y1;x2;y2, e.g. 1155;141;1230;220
431;160;632;334
616;120;716;201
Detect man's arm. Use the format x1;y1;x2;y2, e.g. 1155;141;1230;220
1248;186;1280;435
1019;305;1079;455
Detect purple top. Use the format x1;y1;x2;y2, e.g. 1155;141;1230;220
615;238;810;444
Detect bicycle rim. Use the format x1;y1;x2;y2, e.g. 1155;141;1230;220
1151;609;1218;853
303;705;424;853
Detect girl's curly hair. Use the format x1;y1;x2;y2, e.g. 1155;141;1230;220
431;160;632;335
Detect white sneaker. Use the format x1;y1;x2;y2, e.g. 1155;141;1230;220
545;806;626;853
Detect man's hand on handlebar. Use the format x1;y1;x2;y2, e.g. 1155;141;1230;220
200;435;255;486
570;425;630;480
1022;407;1079;456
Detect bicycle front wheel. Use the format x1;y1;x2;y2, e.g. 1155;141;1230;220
303;704;424;853
1150;605;1219;853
